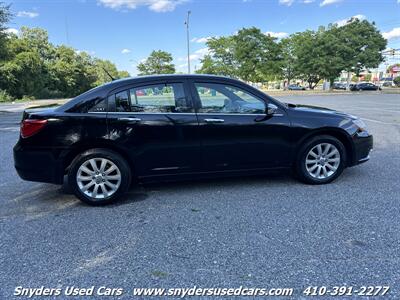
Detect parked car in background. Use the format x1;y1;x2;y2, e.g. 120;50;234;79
380;81;394;88
14;75;373;205
350;82;382;91
288;84;306;91
333;82;347;90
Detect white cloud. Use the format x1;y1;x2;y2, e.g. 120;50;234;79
383;27;400;40
16;11;39;18
265;31;289;39
98;0;186;12
279;0;294;6
303;0;315;3
4;28;19;35
75;50;96;55
191;36;212;43
334;14;366;27
179;47;209;62
320;0;343;7
189;47;209;61
121;48;131;54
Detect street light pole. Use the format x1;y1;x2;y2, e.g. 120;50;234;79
185;10;191;74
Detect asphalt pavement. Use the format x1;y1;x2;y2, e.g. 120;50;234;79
0;93;399;299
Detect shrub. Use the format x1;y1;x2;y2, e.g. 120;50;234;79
394;76;400;87
0;89;14;103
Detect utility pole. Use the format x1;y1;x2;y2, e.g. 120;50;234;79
65;16;70;45
185;11;191;74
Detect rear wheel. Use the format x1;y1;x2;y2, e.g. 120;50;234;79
295;135;346;184
68;149;131;205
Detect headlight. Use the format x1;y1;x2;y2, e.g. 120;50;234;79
353;118;367;132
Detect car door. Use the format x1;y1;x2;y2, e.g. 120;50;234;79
107;79;201;177
189;79;292;171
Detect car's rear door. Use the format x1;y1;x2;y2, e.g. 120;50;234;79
107;79;201;177
189;79;292;171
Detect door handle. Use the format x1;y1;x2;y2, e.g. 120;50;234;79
204;118;224;123
117;117;141;123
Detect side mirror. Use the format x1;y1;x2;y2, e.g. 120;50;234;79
266;103;278;115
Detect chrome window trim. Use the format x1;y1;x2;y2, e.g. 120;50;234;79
88;111;284;117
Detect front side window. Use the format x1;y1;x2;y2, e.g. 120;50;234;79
114;83;189;113
115;91;130;112
195;83;265;114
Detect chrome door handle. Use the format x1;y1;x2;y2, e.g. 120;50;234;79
117;117;141;122
204;118;224;123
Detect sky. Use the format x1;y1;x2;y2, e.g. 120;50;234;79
5;0;400;75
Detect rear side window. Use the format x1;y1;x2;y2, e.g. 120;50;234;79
88;98;107;113
113;83;190;113
70;97;107;113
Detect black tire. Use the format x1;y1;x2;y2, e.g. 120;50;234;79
295;135;346;184
68;148;131;205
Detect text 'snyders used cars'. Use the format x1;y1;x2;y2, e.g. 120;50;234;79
14;75;373;205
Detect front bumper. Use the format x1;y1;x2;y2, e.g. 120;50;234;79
350;132;373;166
13;143;64;184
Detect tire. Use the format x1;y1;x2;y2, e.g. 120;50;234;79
295;135;346;184
68;148;131;205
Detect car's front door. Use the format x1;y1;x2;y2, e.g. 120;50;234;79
107;80;201;177
190;80;292;171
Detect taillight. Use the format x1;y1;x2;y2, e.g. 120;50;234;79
20;119;48;138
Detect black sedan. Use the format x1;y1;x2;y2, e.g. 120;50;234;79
350;82;382;91
14;75;373;205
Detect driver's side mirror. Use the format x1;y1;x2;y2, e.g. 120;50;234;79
266;103;278;115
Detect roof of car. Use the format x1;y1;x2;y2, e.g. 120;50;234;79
104;74;238;88
57;74;247;112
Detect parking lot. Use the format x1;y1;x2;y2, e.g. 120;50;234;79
0;93;399;298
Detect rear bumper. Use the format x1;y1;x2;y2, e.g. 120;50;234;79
350;132;373;166
13;143;64;184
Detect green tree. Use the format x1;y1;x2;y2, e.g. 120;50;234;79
0;2;11;61
289;30;322;89
233;27;281;82
315;26;348;88
137;50;175;75
0;23;129;99
339;19;386;77
279;37;298;85
393;76;400;87
202;36;237;76
196;55;220;75
1;50;45;98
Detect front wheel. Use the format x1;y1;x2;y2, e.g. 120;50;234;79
68;149;131;205
295;135;346;184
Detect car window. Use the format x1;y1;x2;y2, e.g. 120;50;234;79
69;97;107;113
88;98;107;113
115;90;130;112
195;83;265;114
114;83;190;113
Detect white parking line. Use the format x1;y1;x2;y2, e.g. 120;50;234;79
0;127;19;131
362;118;400;126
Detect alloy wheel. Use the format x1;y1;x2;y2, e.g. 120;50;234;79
76;158;121;199
305;143;341;179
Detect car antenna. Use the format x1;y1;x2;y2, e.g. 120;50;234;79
102;67;115;81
